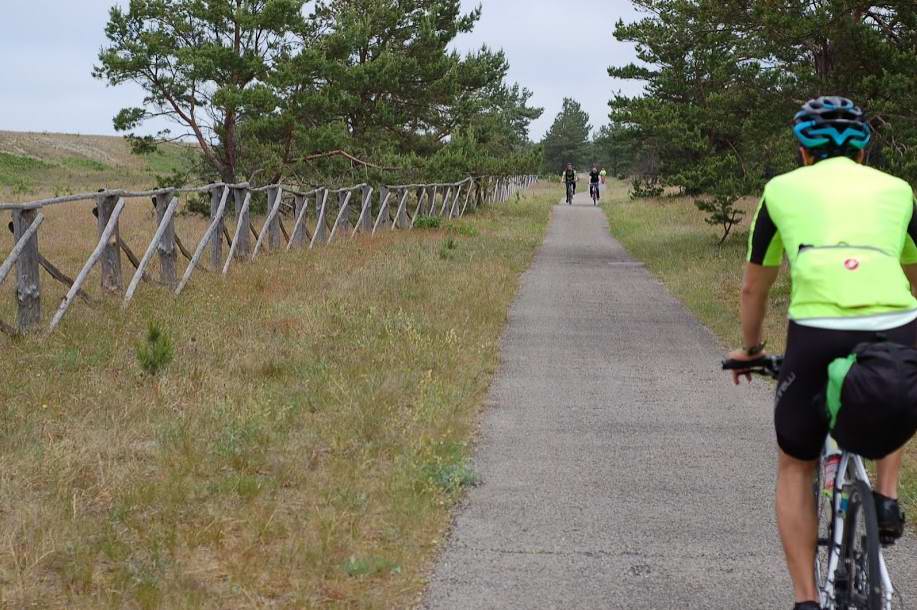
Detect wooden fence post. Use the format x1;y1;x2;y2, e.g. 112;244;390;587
267;187;284;250
448;185;459;217
394;189;411;229
428;186;438;215
96;194;123;292
458;182;472;217
153;192;178;289
124;197;178;307
416;187;424;215
340;189;353;233
329;190;353;242
412;188;425;226
176;190;228;295
356;185;373;233
439;186;452;217
232;187;252;259
372;186;392;235
310;189;330;247
289;193;308;248
12;209;41;331
209;187;224;270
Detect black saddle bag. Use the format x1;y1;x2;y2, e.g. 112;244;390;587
826;340;917;460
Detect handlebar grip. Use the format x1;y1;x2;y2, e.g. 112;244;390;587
722;356;771;371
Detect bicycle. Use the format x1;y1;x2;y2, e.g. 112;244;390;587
722;355;904;610
590;182;600;205
565;181;575;205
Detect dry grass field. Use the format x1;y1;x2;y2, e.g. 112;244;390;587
602;179;917;528
0;174;557;608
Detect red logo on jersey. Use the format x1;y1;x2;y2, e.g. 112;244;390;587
844;258;860;271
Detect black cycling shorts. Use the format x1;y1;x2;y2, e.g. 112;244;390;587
775;320;917;460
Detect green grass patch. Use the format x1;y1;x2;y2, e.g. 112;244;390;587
144;145;193;175
0;151;51;172
0;152;50;189
414;214;442;229
56;156;110;172
438;236;458;260
422;440;480;494
449;222;479;238
342;556;401;578
601;179;917;529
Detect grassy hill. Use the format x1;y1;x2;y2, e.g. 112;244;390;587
0;131;194;203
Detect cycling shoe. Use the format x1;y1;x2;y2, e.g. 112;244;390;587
874;492;905;545
793;602;821;610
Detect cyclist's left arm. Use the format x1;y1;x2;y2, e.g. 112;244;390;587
902;201;917;293
904;265;917;296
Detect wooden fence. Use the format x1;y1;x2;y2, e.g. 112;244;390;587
0;175;537;335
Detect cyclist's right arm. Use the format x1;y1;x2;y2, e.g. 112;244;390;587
730;197;784;382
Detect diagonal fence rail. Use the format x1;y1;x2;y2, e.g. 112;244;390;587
0;175;538;336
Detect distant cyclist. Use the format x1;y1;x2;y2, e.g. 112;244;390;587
563;163;576;205
600;167;607;185
725;96;917;610
589;164;601;205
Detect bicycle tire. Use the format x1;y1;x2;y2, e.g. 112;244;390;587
837;480;882;610
814;460;834;596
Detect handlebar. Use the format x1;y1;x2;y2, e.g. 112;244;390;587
721;355;783;379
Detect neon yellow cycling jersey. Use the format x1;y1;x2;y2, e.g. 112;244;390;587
748;157;917;322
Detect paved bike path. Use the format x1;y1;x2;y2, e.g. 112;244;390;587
422;191;917;609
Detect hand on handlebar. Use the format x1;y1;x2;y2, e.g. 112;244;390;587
722;352;783;383
724;348;767;385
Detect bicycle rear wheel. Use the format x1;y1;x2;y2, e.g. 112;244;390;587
836;480;882;610
814;461;834;596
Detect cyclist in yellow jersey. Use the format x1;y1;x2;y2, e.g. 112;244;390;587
725;97;917;610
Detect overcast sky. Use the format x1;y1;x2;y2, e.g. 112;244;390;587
0;0;644;141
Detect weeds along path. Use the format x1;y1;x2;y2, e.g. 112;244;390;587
424;187;790;608
0;184;554;609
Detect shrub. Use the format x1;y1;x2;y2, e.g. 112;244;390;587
422;440;479;492
414;214;441;229
438;237;457;260
629;175;663;199
135;321;174;374
450;223;479;238
424;461;479;492
694;193;746;245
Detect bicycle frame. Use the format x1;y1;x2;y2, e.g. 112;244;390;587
819;438;895;610
720;357;899;609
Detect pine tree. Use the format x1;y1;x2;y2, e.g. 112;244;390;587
541;98;592;173
94;0;309;182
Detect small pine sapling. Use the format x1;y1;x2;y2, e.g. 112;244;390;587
136;321;174;374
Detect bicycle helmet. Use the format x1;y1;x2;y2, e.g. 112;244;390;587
793;96;871;155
